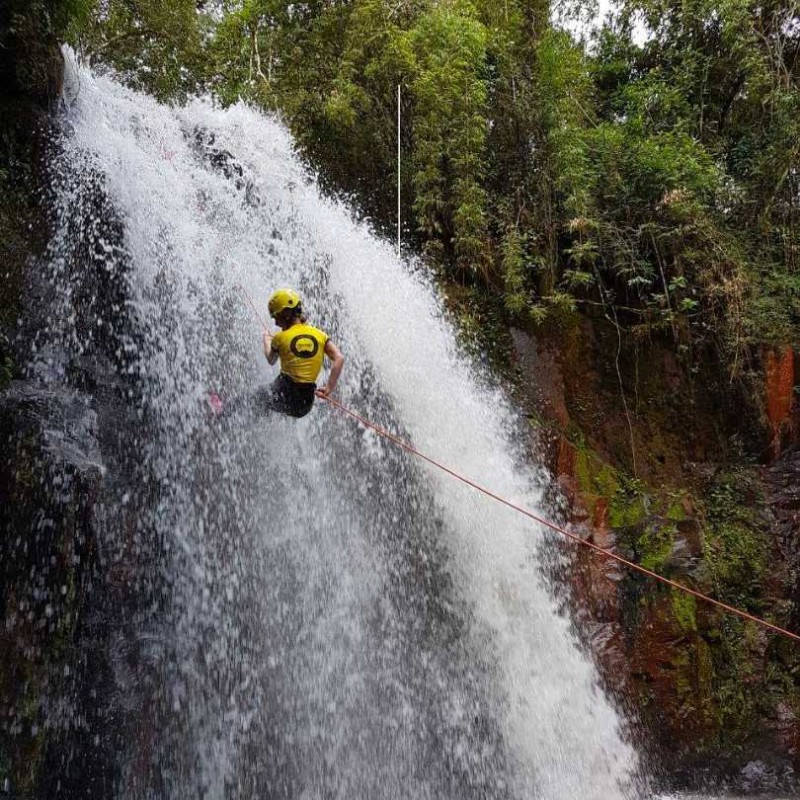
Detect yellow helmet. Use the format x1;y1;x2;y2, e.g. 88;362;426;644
268;288;301;318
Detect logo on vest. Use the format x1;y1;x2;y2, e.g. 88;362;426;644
290;334;319;359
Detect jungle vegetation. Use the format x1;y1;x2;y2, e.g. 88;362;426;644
53;0;799;392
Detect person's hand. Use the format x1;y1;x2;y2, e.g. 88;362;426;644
317;384;334;398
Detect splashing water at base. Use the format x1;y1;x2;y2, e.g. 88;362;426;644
45;54;644;798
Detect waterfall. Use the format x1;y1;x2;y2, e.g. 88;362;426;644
42;54;642;799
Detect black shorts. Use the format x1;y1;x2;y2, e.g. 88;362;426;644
254;373;316;418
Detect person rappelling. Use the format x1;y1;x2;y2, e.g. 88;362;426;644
210;288;344;418
261;288;344;416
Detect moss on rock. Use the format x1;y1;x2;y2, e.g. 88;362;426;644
539;384;796;780
702;471;769;607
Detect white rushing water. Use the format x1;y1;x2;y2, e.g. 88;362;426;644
48;55;644;798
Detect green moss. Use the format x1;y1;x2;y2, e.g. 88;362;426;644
501;322;792;767
0;181;29;337
594;463;620;498
638;523;675;571
671;589;698;632
702;471;769;607
575;443;621;498
12;436;39;491
666;493;688;521
672;646;694;700
710;622;760;737
572;439;662;530
705;520;767;591
696;638;720;728
573;444;595;495
608;491;648;529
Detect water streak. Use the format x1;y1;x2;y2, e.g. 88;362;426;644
49;56;642;799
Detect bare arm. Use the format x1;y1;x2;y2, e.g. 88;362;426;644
263;331;279;365
319;340;344;397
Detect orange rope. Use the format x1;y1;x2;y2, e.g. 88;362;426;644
237;283;800;644
316;393;799;643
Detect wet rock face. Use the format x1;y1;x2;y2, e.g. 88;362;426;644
511;322;800;789
0;107;167;791
763;448;800;683
1;29;76;797
771;449;800;595
0;388;108;794
0;375;167;795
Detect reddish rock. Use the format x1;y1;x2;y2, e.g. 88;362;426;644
592;496;610;533
627;596;718;743
556;435;576;479
764;346;796;460
511;329;572;428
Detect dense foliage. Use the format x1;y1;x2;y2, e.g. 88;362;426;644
69;0;798;385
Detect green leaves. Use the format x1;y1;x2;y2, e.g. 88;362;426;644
410;1;491;277
69;0;797;361
77;0;209;100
